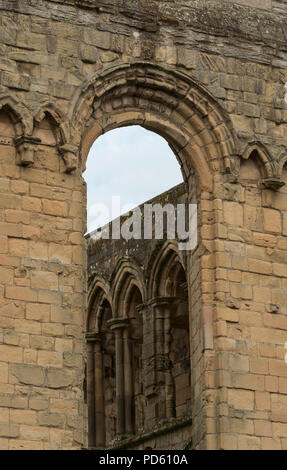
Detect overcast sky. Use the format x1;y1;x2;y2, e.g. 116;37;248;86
83;126;183;233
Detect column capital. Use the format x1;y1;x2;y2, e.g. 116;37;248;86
107;317;129;331
148;296;178;308
85;331;102;342
135;302;148;313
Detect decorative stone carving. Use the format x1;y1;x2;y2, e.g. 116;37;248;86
262;177;285;191
107;317;129;331
15;135;41;167
59;144;78;173
224;155;240;182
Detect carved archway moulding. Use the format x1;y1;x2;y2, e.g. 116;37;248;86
147;240;184;300
87;275;112;332
110;257;146;316
69;62;238;191
241;141;286;190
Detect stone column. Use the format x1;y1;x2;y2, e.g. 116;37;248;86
86;332;106;448
94;334;105;447
123;327;133;435
108;318;129;438
138;302;156;399
151;297;176;420
164;304;174;419
86;332;96;448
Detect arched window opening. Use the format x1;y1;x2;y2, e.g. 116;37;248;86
125;285;144;433
239;150;263;181
33;114;58;146
86;288;116;448
152;246;191;421
0;109;16;138
168;264;190;419
85;125;189;447
83;126;183;233
101;299;116;446
109;270;144;440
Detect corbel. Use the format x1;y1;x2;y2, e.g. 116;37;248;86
224;155;240;183
262;177;285;191
59;144;78;173
15;135;41;167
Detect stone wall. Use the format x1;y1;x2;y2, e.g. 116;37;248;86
0;0;286;450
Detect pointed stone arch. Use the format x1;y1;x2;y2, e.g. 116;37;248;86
241;141;274;177
241;141;285;189
87;275;112;332
86;274;115;448
148;240;185;299
70;62;237;191
34;102;68;145
111;257;146;316
146;239;191;420
0;94;32;136
33;102;78;173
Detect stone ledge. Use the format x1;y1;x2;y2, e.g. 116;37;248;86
87;415;193;450
0;1;286;47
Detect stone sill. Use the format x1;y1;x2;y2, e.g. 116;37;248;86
87;415;193;451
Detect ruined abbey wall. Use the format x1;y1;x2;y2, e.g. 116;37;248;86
87;184;192;450
0;0;287;450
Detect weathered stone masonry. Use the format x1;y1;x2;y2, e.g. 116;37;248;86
86;184;192;450
0;0;287;450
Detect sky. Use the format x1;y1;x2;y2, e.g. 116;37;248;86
83;125;184;233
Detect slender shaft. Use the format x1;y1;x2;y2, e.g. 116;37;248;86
115;327;125;436
164;306;174;418
94;339;105;447
123;329;133;435
87;340;95;447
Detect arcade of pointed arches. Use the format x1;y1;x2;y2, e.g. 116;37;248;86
86;242;191;448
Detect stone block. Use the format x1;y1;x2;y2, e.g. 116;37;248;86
84;29;111;49
42;200;68;217
46;368;74;389
263;208;281;233
37;351;63;368
224;201;243;226
30;271;58;291
0;423;19;438
0;345;22;363
11;364;45;386
228;389;254;410
10;409;37;425
38;413;65;428
80;44;99;63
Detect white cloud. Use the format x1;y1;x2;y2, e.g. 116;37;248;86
83;126;183;233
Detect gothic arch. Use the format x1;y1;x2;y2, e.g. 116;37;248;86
86;275;116;448
111;257;146;315
241;141;274;179
87;276;112;332
70;62;237;190
34;103;68;146
147;240;191;420
33;103;79;172
0;95;32;136
148;240;185;299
